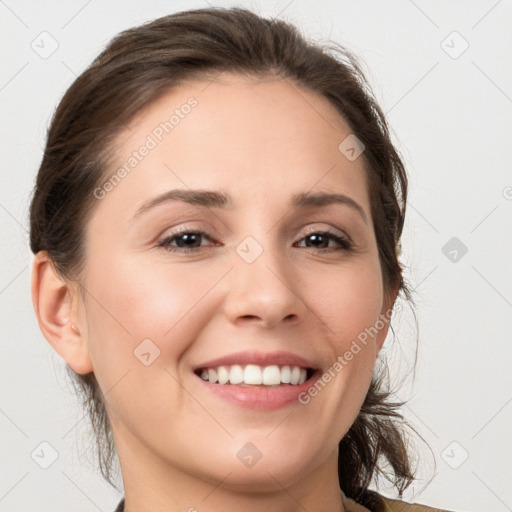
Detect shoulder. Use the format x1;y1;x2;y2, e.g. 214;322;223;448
341;490;456;512
369;490;456;512
380;495;455;512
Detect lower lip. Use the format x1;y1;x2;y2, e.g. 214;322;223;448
195;373;319;410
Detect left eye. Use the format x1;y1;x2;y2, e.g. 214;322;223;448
294;231;352;251
158;230;352;253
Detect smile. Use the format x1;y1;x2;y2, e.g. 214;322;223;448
195;364;313;386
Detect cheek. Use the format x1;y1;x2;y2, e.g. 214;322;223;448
297;260;384;409
82;253;229;379
303;258;384;347
80;256;224;434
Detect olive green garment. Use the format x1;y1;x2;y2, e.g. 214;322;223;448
341;489;455;512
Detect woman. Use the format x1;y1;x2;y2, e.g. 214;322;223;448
29;7;454;512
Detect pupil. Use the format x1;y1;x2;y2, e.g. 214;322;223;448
308;234;326;248
181;233;199;247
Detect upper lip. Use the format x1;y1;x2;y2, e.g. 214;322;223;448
193;350;319;371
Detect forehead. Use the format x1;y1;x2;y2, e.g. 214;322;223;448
95;72;370;218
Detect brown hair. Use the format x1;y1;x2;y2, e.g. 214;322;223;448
29;6;420;505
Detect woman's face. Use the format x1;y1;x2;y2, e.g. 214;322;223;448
73;73;394;492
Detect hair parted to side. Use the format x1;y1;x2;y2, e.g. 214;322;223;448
29;6;421;505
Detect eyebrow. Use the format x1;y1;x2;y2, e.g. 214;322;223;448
131;189;368;224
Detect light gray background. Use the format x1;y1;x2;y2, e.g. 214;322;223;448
1;1;511;511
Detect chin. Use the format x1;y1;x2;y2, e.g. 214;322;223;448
199;439;323;491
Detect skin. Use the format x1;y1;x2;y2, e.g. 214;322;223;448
32;72;397;512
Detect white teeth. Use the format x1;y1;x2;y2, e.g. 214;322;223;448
229;364;244;384
244;364;262;385
198;364;310;386
281;365;291;383
208;368;217;384
262;365;281;385
217;366;229;385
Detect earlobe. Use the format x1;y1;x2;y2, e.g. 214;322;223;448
31;251;93;375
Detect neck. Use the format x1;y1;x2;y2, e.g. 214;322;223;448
114;426;345;512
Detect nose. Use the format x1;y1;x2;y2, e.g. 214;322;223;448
221;245;306;329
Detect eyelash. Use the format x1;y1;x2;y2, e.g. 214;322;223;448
157;229;353;254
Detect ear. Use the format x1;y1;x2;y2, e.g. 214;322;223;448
31;251;93;374
375;285;399;355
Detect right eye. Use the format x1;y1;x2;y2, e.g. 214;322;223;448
158;230;216;253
